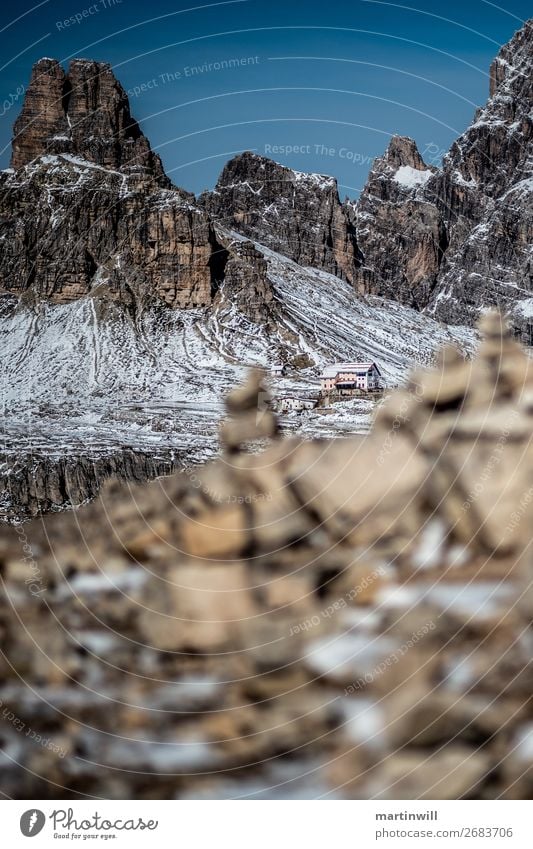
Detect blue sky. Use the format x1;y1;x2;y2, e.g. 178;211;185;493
0;0;530;197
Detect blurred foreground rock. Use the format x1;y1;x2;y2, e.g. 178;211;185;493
2;312;533;799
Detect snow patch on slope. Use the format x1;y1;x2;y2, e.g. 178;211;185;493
393;165;432;189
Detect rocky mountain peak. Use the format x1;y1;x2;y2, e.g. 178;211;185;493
214;150;338;194
354;18;533;328
379;135;429;172
10;59;65;170
2;62;283;319
489;18;533;97
11;57;168;184
361;135;433;205
2;58;224;308
201;151;360;284
353;134;441;306
214;149;277;186
426;18;533;329
444;18;532;197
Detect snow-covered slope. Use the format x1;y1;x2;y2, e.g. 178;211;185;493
1;238;476;407
1;236;477;464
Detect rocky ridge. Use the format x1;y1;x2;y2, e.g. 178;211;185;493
354;20;533;333
2;59;248;312
197;21;532;333
2;22;532;321
11;57;168;180
200;150;361;284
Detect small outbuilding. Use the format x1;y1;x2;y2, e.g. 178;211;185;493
276;395;317;413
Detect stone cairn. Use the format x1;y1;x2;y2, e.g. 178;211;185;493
2;311;533;799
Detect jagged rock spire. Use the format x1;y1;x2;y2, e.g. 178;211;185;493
200;151;361;285
377;135;429;172
11;57;168;184
354;19;533;330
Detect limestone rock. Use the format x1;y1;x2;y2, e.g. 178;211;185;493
353;20;533;334
11;58;167;180
200;151;361;284
354;136;444;307
1;58;223;310
213;236;276;324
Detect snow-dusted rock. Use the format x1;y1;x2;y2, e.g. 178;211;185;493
353;20;533;334
354;135;444;308
200;151;361;285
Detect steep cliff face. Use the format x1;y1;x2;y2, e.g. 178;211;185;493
213;232;277;324
200;151;361;284
11;58;168;181
2;58;223;309
354;136;445;308
0;158;220;307
0;448;181;521
427;19;533;331
355;20;533;331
